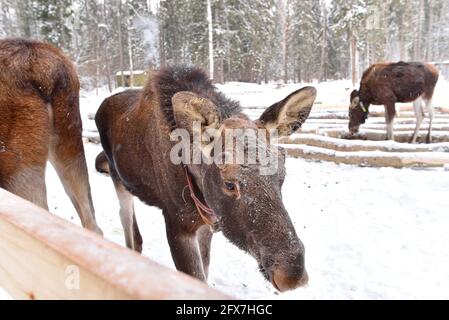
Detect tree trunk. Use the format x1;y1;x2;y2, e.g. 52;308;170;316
15;1;32;37
95;26;100;96
102;1;112;92
399;12;405;60
414;0;424;60
282;0;290;84
217;58;224;84
350;30;357;86
117;0;125;87
124;0;134;88
207;0;214;81
224;0;232;81
319;0;327;81
435;2;442;61
426;0;433;61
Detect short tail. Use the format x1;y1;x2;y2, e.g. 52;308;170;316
95;151;110;175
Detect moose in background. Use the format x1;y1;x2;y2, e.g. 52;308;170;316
348;62;439;143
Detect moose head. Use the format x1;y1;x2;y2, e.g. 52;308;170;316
171;87;317;291
348;89;370;134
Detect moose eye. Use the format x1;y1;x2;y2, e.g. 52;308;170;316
225;181;236;191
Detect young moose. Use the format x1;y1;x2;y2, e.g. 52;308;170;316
95;66;317;292
0;39;102;235
348;62;439;143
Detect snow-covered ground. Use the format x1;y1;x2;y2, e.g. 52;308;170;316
2;79;449;300
44;144;449;300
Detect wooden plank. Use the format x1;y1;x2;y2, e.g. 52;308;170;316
305;118;449;125
281;144;449;168
280;134;449;153
0;189;230;300
303;123;449;132
317;129;449;143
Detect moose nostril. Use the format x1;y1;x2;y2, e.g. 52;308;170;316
272;269;309;292
270;254;308;292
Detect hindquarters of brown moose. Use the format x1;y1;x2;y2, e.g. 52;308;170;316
0;38;102;234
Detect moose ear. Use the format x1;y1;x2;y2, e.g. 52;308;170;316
258;86;317;137
172;91;221;135
350;89;359;98
350;90;360;109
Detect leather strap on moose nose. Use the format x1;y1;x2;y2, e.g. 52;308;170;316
184;167;221;233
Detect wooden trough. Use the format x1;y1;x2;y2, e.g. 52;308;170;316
279;107;449;168
0;189;230;300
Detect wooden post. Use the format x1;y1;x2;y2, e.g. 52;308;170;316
0;189;231;300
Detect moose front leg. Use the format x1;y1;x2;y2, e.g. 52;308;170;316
197;225;213;279
384;103;396;141
164;212;206;281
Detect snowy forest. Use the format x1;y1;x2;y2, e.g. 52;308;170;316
1;0;449;89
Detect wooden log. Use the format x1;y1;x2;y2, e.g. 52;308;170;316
308;112;348;120
306;117;449;125
359;123;449;132
303;123;449;132
280;134;449;153
280;144;449;168
318;129;449;143
0;189;230;300
307;112;449;120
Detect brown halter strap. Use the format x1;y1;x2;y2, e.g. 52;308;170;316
184;167;221;233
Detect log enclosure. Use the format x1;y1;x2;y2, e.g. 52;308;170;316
0;189;230;300
280;106;449;168
84;105;449;168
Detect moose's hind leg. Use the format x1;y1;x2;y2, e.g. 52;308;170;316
410;98;424;144
49;147;102;235
49;103;102;235
111;176;143;253
424;98;434;144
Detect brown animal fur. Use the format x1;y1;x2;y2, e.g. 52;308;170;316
349;61;439;143
0;38;102;234
95;65;317;291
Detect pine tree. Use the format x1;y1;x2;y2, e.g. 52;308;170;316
1;0;448;86
289;0;323;82
34;0;74;51
330;0;368;84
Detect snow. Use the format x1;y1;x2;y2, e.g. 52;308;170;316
40;145;449;300
1;79;449;300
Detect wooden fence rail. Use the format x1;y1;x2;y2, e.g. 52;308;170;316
0;189;230;300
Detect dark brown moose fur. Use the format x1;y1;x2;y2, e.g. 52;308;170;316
95;65;317;292
0;39;102;234
348;62;439;143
